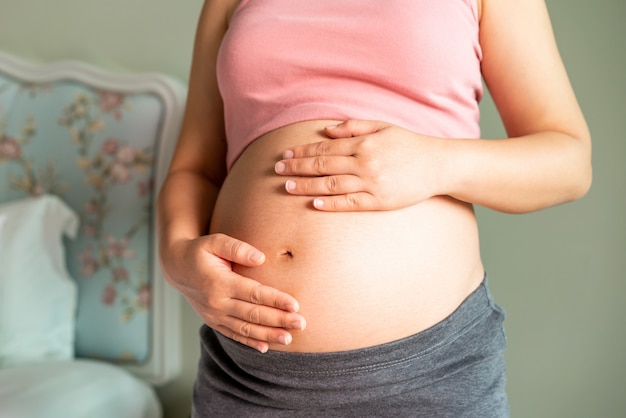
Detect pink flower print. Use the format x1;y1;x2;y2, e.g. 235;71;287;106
106;236;136;260
102;138;119;155
102;285;117;306
112;267;129;283
0;136;21;159
138;285;150;309
30;183;44;197
110;162;131;183
83;224;97;238
98;91;124;113
137;178;154;197
78;245;100;277
83;200;99;215
116;145;136;164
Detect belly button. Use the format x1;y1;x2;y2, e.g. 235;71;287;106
281;250;294;259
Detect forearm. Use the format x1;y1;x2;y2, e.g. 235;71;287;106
442;131;592;214
156;170;220;250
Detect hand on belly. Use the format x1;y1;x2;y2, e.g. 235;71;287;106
211;120;484;352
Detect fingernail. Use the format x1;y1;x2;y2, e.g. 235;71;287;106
278;334;292;345
249;250;264;263
275;161;285;173
290;319;305;330
313;199;324;208
283;150;294;159
325;124;338;130
285;180;296;191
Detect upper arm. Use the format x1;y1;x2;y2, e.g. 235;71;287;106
168;0;239;186
479;0;590;144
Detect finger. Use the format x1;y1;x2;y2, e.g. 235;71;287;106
275;155;358;176
284;175;363;196
188;299;288;353
206;233;266;267
231;275;301;313
217;314;302;351
213;325;274;353
324;119;389;139
215;302;306;353
227;299;306;331
313;192;380;212
282;138;357;160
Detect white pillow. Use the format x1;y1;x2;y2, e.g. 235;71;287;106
0;195;79;367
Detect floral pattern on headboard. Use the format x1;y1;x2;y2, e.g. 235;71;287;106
0;103;68;196
59;91;154;321
0;75;164;363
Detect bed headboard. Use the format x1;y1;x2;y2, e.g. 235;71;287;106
0;50;185;384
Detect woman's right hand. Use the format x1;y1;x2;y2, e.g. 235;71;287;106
160;233;306;353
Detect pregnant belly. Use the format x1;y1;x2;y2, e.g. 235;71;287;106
210;120;484;352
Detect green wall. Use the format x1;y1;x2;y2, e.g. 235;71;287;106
1;1;624;417
478;1;626;416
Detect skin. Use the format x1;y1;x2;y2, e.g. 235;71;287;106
157;0;591;353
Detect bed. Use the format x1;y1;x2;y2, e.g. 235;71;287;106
0;50;186;418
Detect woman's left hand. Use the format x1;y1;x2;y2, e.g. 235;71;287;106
274;120;446;211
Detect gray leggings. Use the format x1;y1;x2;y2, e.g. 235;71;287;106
192;277;509;417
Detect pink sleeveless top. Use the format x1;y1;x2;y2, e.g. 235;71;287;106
217;0;483;169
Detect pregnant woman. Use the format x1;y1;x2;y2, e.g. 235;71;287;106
157;0;591;416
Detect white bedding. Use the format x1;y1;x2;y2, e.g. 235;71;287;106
0;360;161;418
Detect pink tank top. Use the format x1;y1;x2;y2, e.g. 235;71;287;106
217;0;483;169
